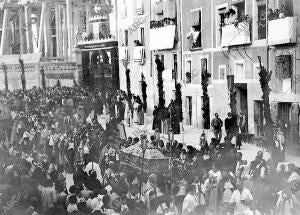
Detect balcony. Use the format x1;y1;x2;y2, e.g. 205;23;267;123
221;21;251;47
150;19;176;51
268;16;297;46
133;46;145;65
119;46;129;61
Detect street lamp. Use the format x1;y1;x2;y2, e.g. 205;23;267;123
168;128;174;196
140;134;148;194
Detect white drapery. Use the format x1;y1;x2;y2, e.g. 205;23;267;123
268;16;297;45
150;25;176;50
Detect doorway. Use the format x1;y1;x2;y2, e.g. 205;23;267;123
278;103;291;137
186;96;192;125
254;101;264;136
236;83;248;132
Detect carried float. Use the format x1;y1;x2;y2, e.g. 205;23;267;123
120;142;169;174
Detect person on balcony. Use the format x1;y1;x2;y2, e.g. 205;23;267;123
186;26;200;49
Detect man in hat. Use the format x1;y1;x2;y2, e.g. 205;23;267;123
73;160;87;187
199;131;209;155
65;141;75;174
211;113;223;142
46;126;58;159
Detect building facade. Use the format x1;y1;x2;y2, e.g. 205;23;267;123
0;0;118;90
182;0;300;148
117;0;182;112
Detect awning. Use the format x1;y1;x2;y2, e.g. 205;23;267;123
150;25;176;50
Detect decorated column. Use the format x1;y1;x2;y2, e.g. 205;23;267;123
38;2;46;53
24;4;33;53
55;2;62;57
18;7;26;54
43;2;53;57
85;4;91;32
0;9;10;55
62;5;68;59
66;0;73;60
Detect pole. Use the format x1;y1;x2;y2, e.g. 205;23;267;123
266;0;269;74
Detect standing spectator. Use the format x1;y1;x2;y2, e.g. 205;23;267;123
152;106;161;132
230;180;253;215
225;112;234;138
182;184;200;215
169;100;180;134
239;111;247;133
211;113;223;142
162;107;170;135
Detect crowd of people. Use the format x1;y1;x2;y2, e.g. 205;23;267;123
0;86;299;215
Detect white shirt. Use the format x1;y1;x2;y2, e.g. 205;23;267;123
288;171;300;183
230;188;253;215
85;162;103;184
182;193;198;215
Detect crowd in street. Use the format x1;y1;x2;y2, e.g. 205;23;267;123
0;86;299;215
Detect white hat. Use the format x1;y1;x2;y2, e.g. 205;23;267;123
68;142;74;150
83;146;90;154
105;185;113;193
23;131;30;138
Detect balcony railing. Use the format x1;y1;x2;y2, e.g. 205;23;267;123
133;46;145;65
150;18;176;29
119;46;129;61
221;21;251;47
268;16;297;45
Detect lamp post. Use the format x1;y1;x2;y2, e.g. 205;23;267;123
140;135;148;194
168;128;174;194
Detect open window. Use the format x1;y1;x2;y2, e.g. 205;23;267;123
140;28;144;45
257;0;266;40
186;60;192;84
187;9;202;50
275;55;293;92
173;54;177;80
231;0;245;22
269;0;294;20
216;5;228;46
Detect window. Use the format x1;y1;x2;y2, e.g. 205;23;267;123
274;0;294;17
275;55;293;92
235;60;245;81
173;54;177;80
120;0;127;18
140;28;144;45
187;9;201;50
257;2;266;40
232;1;245;22
124;30;128;46
186;60;192;84
254;63;260;80
160;54;164;65
136;0;144;15
216;4;228;46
